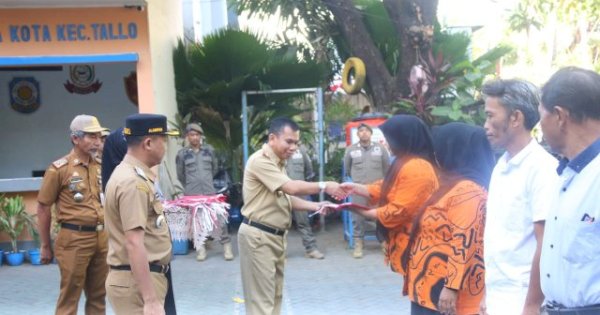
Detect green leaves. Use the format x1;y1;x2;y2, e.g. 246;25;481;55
0;195;38;253
173;28;331;180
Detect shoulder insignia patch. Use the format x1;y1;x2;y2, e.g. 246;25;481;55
136;183;150;193
52;158;68;168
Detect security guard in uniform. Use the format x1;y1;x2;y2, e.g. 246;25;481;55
37;114;109;315
175;123;233;261
104;114;178;315
239;117;344;315
343;123;390;258
285;146;325;259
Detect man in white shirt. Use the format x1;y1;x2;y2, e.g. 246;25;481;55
538;67;600;314
481;79;558;315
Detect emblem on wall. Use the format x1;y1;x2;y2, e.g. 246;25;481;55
9;77;41;114
64;65;102;94
124;71;138;107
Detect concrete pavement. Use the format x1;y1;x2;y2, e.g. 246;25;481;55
0;219;411;314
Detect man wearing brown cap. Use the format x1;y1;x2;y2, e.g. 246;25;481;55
104;113;178;315
175;123;233;261
343;122;390;258
37;114;110;315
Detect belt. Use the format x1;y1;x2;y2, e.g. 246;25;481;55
110;263;170;274
546;303;600;315
243;218;285;236
61;222;104;232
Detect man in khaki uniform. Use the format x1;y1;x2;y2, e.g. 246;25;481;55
285;146;325;259
104;114;178;315
343;123;390;258
175;123;232;261
37;114;109;315
239;117;345;315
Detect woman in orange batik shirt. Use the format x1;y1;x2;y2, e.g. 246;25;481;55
342;115;439;275
403;123;495;315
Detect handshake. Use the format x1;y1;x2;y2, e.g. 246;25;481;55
313;182;371;216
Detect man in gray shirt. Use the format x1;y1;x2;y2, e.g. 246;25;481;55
176;123;233;261
343;123;390;258
286;146;325;259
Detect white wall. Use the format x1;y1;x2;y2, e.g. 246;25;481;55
0;62;137;178
182;0;228;42
146;0;184;173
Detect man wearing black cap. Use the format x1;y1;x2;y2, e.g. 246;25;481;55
343;122;390;258
104;114;178;315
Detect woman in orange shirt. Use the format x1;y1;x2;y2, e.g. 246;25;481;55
342;115;439;275
404;123;495;315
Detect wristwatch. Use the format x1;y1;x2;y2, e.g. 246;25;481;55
318;181;326;192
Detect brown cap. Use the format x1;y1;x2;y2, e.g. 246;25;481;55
70;115;108;133
186;123;204;134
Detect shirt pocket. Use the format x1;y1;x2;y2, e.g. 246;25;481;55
200;155;213;170
563;221;599;263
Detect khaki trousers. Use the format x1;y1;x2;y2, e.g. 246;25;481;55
54;228;108;315
238;223;287;315
106;270;168;315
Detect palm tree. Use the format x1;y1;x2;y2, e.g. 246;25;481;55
173;29;330;180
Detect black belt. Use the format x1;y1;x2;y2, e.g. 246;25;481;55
61;222;104;232
546;303;600;315
243;218;285;236
110;263;170;274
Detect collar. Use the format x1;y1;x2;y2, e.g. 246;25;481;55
123;154;156;182
261;143;284;167
68;149;93;166
498;139;537;171
557;137;600;175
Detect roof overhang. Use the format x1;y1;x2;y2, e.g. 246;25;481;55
0;0;146;8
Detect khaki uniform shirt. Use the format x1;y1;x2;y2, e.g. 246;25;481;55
176;145;218;195
105;155;172;266
38;150;103;226
285;148;313;181
343;142;390;184
241;143;292;230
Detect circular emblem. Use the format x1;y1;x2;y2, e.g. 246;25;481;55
71;65;94;85
10;77;40;114
64;65;102;94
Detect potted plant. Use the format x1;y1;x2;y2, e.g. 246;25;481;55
0;195;38;266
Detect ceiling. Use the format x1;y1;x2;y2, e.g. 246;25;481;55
0;0;146;8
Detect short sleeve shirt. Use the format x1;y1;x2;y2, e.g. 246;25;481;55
105;155;172;266
241;144;292;230
540;138;600;307
485;140;558;299
176;145;217;196
344;142;390;184
37;150;103;226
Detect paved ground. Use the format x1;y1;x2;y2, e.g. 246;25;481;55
0;219;411;315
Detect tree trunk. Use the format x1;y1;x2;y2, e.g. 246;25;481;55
323;0;400;110
385;0;439;101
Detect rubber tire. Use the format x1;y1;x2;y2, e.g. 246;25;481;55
341;57;366;95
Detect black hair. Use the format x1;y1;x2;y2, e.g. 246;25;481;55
541;67;600;122
268;117;299;135
482;79;540;130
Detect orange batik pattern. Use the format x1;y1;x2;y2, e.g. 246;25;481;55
406;180;486;315
367;157;438;275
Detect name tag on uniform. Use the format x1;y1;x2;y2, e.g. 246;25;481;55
350;150;362;158
372;146;382;156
